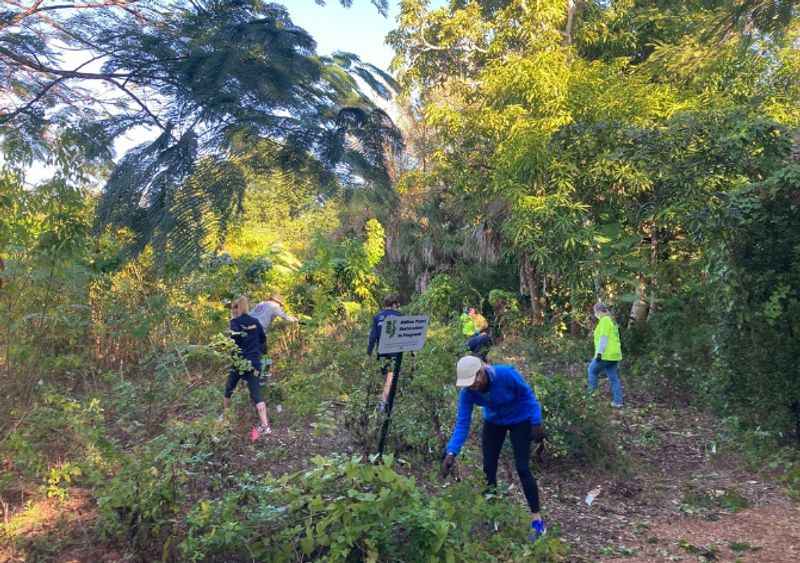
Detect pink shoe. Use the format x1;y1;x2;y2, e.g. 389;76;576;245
250;425;272;442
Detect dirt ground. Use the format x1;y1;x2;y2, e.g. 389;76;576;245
543;396;800;562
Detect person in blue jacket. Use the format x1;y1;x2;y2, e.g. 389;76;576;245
441;355;547;541
466;331;492;361
367;294;402;412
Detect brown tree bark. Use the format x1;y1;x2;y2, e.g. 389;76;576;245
520;255;544;325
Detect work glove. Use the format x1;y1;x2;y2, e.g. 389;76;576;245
440;453;456;478
595;353;602;361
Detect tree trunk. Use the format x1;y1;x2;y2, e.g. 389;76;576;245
564;1;584;46
416;269;431;293
628;277;649;327
648;226;658;318
791;130;800;162
629;223;660;326
520;255;544;325
564;1;576;45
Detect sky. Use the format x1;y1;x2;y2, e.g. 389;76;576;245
286;1;448;69
288;1;401;71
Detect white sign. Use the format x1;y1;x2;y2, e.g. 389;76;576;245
378;315;429;354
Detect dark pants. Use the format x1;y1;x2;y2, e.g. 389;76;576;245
482;419;541;513
225;365;262;404
378;353;401;376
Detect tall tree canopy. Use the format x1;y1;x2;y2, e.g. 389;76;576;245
381;0;800;432
1;0;401;264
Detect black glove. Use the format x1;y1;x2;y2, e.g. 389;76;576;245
530;424;547;443
440;453;456;478
596;353;602;361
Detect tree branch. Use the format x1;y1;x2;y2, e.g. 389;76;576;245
407;37;488;69
102;77;170;135
0;53;107;123
3;0;142;29
0;77;65;124
0;46;134;79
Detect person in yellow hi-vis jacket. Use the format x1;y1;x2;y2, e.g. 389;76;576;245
469;308;488;333
588;303;624;408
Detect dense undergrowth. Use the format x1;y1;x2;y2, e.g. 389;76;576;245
2;314;601;561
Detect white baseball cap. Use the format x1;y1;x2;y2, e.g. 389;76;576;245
456;355;483;387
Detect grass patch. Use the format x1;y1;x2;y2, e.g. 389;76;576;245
680;486;750;517
679;539;719;559
728;541;761;553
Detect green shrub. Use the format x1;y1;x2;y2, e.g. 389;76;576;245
96;416;230;553
1;391;118;496
708;172;800;435
536;375;623;470
282;318;372;417
624;292;715;399
408;274;470;321
181;454;569;562
488;289;524;338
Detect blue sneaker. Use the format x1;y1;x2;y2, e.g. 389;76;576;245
528;519;547;542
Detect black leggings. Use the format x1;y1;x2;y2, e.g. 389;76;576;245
482;419;541;513
225;368;262;404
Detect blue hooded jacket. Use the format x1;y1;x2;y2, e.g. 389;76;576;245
367;308;401;356
446;364;542;456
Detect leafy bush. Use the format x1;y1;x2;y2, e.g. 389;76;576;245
535;375;623;470
181;454;568;562
624;292;715;399
1;391;118;496
97;416;230;553
709;174;800;436
408;274;471;321
282;317;372;417
488;289;524;338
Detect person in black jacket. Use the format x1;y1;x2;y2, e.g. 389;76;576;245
367;294;401;412
224;295;272;439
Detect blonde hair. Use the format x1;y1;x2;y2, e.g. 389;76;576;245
230;295;250;318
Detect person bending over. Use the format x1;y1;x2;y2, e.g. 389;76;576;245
469;307;488;334
224;295;272;440
466;331;492;362
441;356;547;541
460;307;476;337
250;292;298;379
367;294;402;412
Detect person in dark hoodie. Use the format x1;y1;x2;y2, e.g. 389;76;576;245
224;295;272;440
466;331;492;362
367;294;402;412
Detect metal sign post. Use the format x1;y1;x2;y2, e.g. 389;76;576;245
376;352;402;457
375;315;429;458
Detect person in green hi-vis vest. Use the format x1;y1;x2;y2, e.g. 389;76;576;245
460;307;476;337
588;303;624;408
